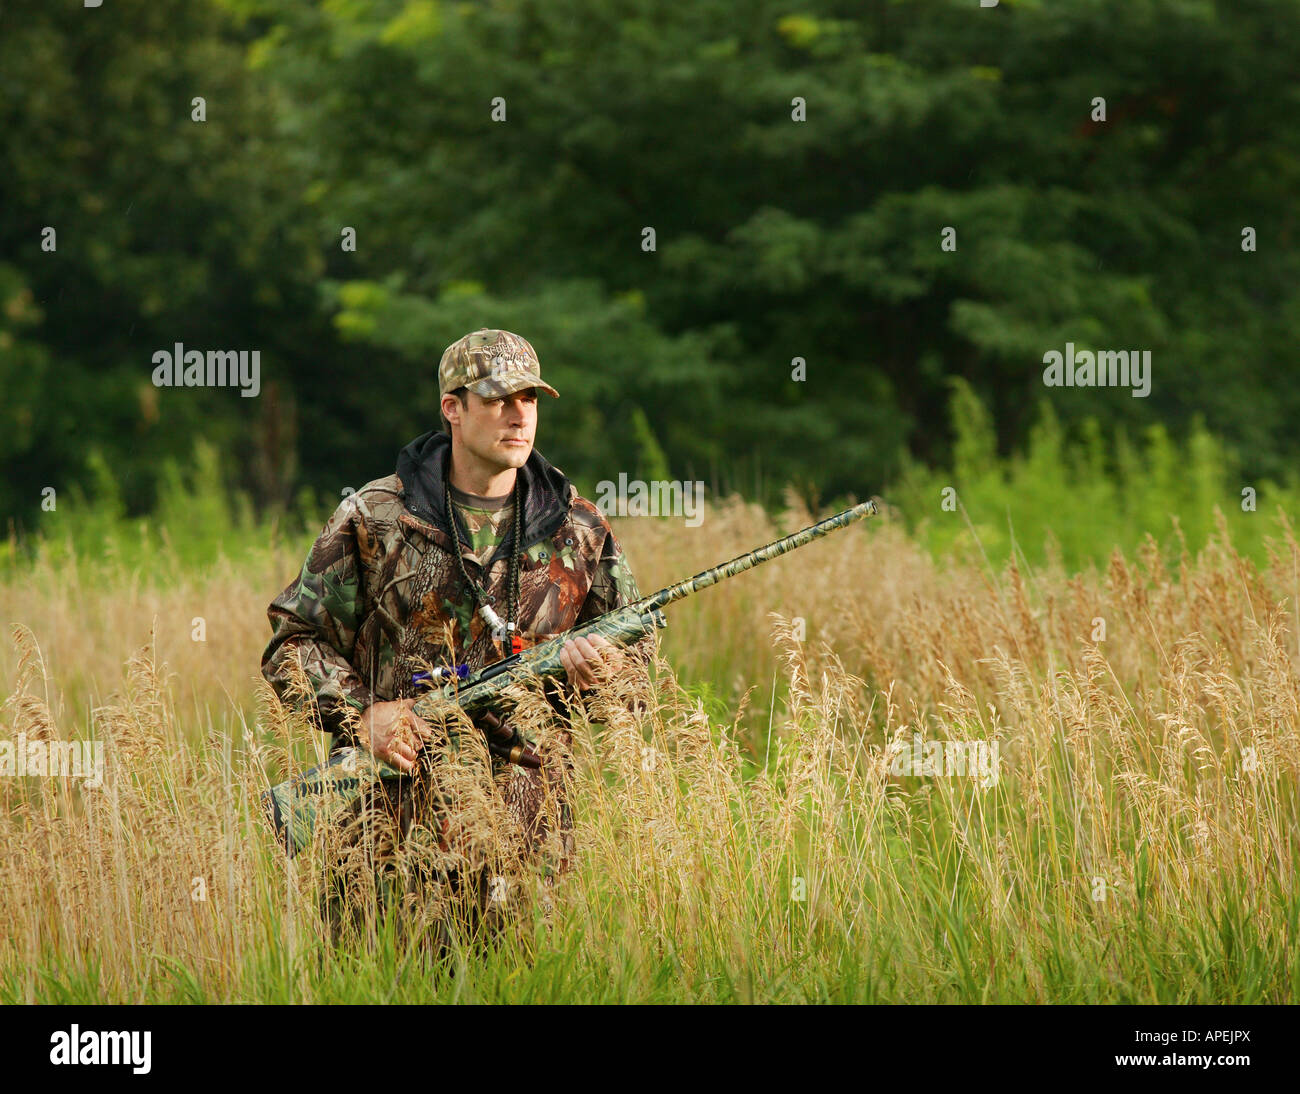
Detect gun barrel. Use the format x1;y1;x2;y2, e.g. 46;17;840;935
639;498;878;612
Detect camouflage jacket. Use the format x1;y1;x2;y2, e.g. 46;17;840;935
261;430;654;744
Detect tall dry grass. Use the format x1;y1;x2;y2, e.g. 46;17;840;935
1;497;1297;1001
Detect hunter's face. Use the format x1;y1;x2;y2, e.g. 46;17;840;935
449;387;538;472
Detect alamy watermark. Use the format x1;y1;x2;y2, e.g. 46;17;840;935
50;1025;150;1074
151;344;261;398
890;734;1000;789
1042;343;1151;398
595;473;705;527
1;734;104;788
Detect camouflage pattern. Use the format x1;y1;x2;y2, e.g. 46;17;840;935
438;328;559;400
450;484;514;567
261;432;649;744
266;597;669;857
260;429;653;887
263;741;397;858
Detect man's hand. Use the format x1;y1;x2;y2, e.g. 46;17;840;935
559;634;626;692
359;698;432;774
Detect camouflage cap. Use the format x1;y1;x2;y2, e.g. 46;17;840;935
438;329;560;400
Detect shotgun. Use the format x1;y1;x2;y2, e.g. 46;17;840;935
261;497;878;855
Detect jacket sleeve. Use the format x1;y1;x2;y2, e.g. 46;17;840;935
572;524;657;701
261;497;373;742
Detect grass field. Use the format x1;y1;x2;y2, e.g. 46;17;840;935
2;471;1298;1003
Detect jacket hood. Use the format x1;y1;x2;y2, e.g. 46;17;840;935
395;430;572;555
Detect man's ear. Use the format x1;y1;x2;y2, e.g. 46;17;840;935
441;393;460;428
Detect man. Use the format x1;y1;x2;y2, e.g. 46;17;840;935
261;328;654;935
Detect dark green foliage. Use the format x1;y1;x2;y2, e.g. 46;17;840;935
3;0;1298;531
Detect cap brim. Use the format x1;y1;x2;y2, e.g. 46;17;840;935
466;374;559;399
